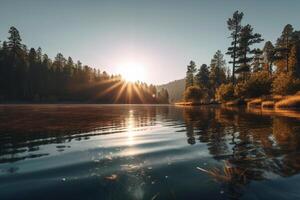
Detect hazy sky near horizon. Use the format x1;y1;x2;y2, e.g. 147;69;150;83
0;0;300;84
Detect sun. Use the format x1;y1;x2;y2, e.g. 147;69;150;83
118;62;146;82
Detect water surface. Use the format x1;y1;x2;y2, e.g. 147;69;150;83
1;105;300;200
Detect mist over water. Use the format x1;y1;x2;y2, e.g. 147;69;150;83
1;105;300;200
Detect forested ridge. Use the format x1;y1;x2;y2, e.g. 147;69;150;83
157;79;185;103
0;27;169;104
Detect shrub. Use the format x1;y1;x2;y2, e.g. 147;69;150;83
234;72;272;98
215;83;234;102
234;82;248;98
184;86;205;102
272;72;300;95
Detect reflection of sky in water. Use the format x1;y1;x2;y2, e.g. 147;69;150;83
1;105;300;200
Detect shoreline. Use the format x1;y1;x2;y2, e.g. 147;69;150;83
174;93;300;112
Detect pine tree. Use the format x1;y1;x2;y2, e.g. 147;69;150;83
288;45;299;78
251;48;263;72
262;41;276;74
226;11;244;84
275;24;294;72
209;50;226;95
185;60;197;89
235;24;263;79
7;26;23;55
7;26;26;99
195;64;210;89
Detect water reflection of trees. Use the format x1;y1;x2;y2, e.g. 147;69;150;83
182;106;300;181
0;105;158;164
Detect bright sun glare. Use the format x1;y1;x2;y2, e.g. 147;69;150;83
118;63;146;82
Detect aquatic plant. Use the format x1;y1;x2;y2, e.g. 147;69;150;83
197;161;248;185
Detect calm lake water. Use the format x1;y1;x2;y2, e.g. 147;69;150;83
1;105;300;200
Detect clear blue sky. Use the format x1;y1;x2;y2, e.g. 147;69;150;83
0;0;299;84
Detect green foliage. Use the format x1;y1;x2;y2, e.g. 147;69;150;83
209;50;227;96
185;60;197;89
289;45;300;78
236;24;264;78
262;41;280;74
272;72;300;95
275;24;294;72
234;82;248;98
251;48;263;72
234;71;272;98
227;10;244;83
184;86;204;102
215;83;234;102
195;64;210;89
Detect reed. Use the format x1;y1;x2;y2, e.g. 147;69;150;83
197;161;247;185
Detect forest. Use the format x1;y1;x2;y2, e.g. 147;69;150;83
0;27;169;104
184;11;300;108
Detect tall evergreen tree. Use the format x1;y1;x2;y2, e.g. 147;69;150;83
275;24;294;72
235;24;263;79
251;48;263;72
209;50;226;94
185;60;197;89
262;41;276;74
195;64;210;89
7;26;23;55
226;10;244;84
7;26;26;99
288;45;300;78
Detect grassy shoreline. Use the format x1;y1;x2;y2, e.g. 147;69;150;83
174;101;220;106
175;92;300;111
227;93;300;111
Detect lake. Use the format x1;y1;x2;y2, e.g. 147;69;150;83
1;105;300;200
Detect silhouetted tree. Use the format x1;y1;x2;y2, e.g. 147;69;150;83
209;50;226;95
235;24;263;80
195;64;210;89
275;24;294;72
0;26;166;104
262;41;276;74
227;11;244;84
251;48;263;72
185;60;197;89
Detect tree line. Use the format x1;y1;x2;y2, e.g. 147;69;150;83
0;27;169;103
184;11;300;103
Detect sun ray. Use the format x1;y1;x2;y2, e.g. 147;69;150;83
97;80;124;98
132;83;145;104
126;83;133;103
114;82;128;103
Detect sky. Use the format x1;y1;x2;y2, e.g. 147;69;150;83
0;0;300;85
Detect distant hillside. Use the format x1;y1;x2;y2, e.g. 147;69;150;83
157;78;185;103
